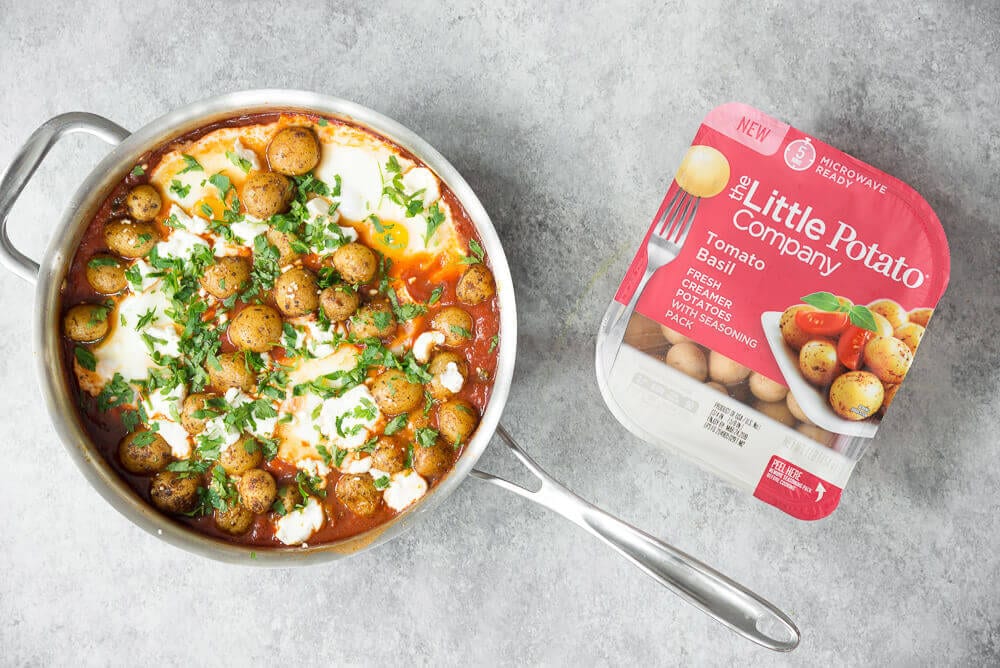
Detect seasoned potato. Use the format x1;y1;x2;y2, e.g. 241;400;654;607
665;342;708;382
798;340;842;387
207;352;256;393
265;227;301;265
754;399;797;427
242;170;293;219
708;351;750;385
872;312;894;337
868;299;908;330
350;299;396;339
228;304;282;352
104;219;158;258
124;185;162;222
180;392;218;434
863;336;912;384
273;485;303;515
796;423;835;446
431;306;474;347
118;430;172;475
63;303;111;342
456;263;496;305
85;255;127;294
705;381;728;394
273;267;319;317
437;399;478;445
908;308;933;327
894;323;925;354
427;351;468;399
786;392;813;425
215;503;254;535
332;242;377;284
237;468;278;514
336;474;381;517
829;371;884;420
779;305;815;351
371;437;406;474
319;283;359;322
219;435;264;476
372;369;424;415
660;325;692;345
267;126;320;176
150;471;200;513
413;439;453;478
749;372;788;402
880;382;900;416
200;256;251;299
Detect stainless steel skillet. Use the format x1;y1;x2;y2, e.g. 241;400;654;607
0;90;798;651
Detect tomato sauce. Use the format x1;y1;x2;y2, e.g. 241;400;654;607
59;112;501;547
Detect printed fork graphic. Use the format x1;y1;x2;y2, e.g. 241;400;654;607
600;188;700;374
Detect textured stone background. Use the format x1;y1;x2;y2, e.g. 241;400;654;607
1;1;998;665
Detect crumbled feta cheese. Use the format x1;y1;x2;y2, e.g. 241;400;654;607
275;497;325;545
438;361;465;394
413;331;445;363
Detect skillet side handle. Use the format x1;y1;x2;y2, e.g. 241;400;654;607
0;112;130;283
472;424;800;653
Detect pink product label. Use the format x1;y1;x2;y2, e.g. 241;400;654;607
615;103;950;406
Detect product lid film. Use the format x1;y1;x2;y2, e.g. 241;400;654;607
596;102;951;520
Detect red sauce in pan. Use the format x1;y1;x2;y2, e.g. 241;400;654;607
59;111;500;547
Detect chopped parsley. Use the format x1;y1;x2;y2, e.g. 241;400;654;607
488;334;499;354
74;346;96;371
383;413;408;436
295;470;327;500
427;286;444;305
178;154;203;174
131;165;145;176
169;179;191;199
450;325;472;339
415;427;438;448
459;238;485;265
373;475;391;490
87;256;119;269
423;202;445;247
225;150;253;173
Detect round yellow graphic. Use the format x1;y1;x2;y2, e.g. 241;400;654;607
675;145;731;198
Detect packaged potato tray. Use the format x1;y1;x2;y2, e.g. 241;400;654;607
596;103;950;519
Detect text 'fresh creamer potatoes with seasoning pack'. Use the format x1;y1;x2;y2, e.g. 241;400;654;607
596;103;950;519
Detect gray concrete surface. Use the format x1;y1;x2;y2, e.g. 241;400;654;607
1;1;998;665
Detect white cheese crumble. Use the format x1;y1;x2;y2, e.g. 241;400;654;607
152;419;192;459
275;497;325;545
342;455;372;474
413;331;445;363
318;384;381;449
305;197;358;243
381;470;428;511
142;384;187;421
232;138;261;172
297;458;331;478
165;204;207;234
438;361;465;394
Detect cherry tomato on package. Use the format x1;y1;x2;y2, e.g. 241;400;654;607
837;325;875;370
794;309;850;337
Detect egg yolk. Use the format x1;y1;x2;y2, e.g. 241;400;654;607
193;196;227;220
675;145;731;198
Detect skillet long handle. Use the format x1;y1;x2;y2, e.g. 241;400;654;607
471;425;800;652
0;112;129;283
